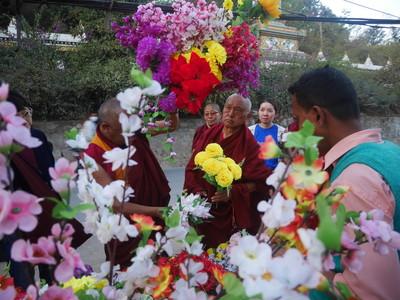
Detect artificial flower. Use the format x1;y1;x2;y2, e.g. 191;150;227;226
131;214;162;232
116;87;144;114
152;265;173;299
119;112;142;145
260;193;296;229
158;92;177;113
202;158;226;176
194;151;210;166
259;135;282;159
258;0;281;19
11;237;56;265
287;155;329;194
40;285;77;300
7;123;42;148
205;143;224;157
215;168;234;188
223;0;234;11
103;146;137;171
0;82;9;101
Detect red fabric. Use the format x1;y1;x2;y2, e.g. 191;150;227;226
192;124;209;151
184;124;271;248
84;130;170;267
11;149;90;248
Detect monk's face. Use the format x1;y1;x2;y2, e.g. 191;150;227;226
222;96;248;130
100;113;125;147
203;105;221;127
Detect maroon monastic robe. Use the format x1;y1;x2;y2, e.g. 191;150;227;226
184;124;271;248
85;130;170;267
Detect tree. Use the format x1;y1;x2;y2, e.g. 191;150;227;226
361;27;386;46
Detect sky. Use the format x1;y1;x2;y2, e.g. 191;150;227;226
319;0;400;37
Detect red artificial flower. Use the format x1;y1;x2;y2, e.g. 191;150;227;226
170;52;220;114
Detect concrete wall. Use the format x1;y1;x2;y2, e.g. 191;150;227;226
35;115;400;168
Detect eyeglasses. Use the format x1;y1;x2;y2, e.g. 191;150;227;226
204;111;219;117
19;107;33;118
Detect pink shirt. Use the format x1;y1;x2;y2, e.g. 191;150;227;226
325;129;400;300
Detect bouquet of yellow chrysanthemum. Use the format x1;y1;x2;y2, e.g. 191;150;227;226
194;143;242;193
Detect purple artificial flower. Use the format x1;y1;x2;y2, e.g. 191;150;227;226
158;92;177;113
74;264;94;278
136;37;176;85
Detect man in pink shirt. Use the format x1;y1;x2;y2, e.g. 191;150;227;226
289;66;400;300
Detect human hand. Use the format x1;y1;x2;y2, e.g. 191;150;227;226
211;190;230;203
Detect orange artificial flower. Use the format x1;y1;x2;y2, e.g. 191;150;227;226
130;214;162;232
152;265;173;299
259;135;282;160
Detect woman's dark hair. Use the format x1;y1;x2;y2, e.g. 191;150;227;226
7;90;30;112
288;66;360;120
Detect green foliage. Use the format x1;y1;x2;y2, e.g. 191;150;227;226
164;209;181;228
220;273;256;300
316;194;346;251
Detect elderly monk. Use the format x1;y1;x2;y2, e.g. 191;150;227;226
85;98;178;268
184;94;271;248
192;103;221;150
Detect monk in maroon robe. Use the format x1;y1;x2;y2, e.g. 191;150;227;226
185;94;271;248
192;103;221;150
85;98;177;268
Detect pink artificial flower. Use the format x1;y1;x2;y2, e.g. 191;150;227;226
374;230;400;255
51;223;75;240
40;285;77;300
359;212;392;242
6;123;41;148
0;190;42;234
0;83;9;101
0;286;16;299
0;102;25;126
323;254;335;272
11;238;56;265
342;249;365;273
0;190;11;224
54;239;86;283
49;158;77;180
0;130;13;148
341;230;359;251
25;284;38;300
51;178;75;194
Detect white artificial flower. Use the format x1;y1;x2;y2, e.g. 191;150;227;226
119;112;142;145
229;235;272;277
93;261;120;280
81;116;97;141
163;226;188;256
185;241;203;256
66;133;89;150
280;290;309;300
113;215;139;241
142;80;164;96
116;87;144;114
80;154;98;175
269;248;320;289
180;259;208;287
103;180;134;204
170;279;208;300
298;228;325;271
261;193;296;229
266;161;288;189
96;214;116;244
103;146;137;171
243;276;285;300
82;210;98;234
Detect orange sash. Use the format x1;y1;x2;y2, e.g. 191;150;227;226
91;133;126;180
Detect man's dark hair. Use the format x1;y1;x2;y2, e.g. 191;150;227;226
288;66;360;120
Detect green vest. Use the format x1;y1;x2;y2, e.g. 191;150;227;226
330;141;400;233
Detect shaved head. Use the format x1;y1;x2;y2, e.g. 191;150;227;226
226;94;251;113
98;98;123;125
97;98;125;146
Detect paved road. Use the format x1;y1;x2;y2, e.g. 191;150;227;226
76;167;185;271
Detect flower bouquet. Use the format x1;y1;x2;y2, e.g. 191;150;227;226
194;143;242;193
112;0;281;114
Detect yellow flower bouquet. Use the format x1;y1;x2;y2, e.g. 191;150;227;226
194;143;242;192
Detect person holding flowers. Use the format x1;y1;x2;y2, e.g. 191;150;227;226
289;66;400;300
184;94;271;248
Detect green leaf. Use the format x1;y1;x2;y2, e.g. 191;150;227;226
304;147;319;165
300;120;315;137
59;206;78;219
232;15;244;26
73;203;96;213
64;127;79;140
165;209;180;228
139;230;152;247
316;195;346;251
304;136;323;148
130;67;152;88
222;273;248;298
345;211;360;222
284;132;305;148
335;282;355;300
52;202;69;219
185;226;203;244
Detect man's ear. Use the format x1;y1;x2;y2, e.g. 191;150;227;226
311;105;327;128
98;122;108;134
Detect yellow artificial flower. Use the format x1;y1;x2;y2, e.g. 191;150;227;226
94;279;108;290
216;252;224;260
222;157;236;165
228;163;242;180
194;151;210;166
218;242;228;250
223;0;234;11
207;248;215;255
63;276;96;293
202;158;226;176
205;143;224;157
204;41;227;65
225;27;233;38
209;62;223;80
258;0;281;19
215;168;234;188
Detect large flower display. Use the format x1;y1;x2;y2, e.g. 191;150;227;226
112;0;279;114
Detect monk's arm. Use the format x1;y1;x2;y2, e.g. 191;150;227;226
149;112;179;136
92;164;163;218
